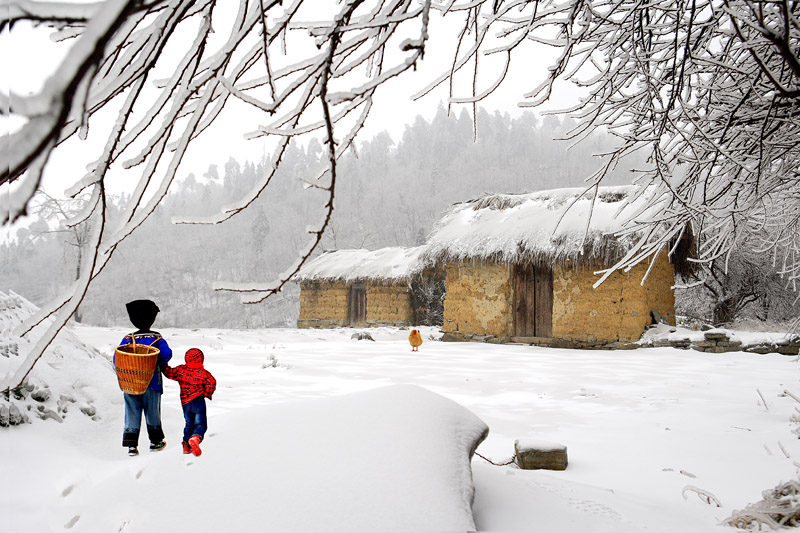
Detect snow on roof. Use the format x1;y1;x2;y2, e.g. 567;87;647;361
423;186;661;265
295;246;427;282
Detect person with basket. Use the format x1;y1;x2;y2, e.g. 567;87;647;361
116;299;173;456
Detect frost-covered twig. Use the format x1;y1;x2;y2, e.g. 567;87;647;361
758;388;770;411
781;390;800;405
682;485;722;507
778;441;791;459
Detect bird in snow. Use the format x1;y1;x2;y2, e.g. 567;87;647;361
408;329;423;352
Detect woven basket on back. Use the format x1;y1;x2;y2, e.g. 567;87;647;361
115;336;160;395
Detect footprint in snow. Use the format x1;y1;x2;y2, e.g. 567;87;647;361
61;484;76;497
136;469;144;479
64;515;80;529
567;498;624;521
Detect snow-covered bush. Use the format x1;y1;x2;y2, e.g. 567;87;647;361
410;273;446;327
724;479;800;530
0;291;118;427
676;244;798;327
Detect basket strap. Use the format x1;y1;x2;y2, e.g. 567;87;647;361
129;333;162;347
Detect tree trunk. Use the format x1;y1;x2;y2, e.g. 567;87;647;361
712;297;737;326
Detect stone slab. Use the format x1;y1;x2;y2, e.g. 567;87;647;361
515;439;568;471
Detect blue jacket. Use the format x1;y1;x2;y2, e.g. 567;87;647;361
117;331;173;392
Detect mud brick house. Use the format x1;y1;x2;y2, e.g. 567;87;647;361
422;186;692;347
296;247;429;329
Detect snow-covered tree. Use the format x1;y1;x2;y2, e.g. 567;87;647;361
30;192;94;322
3;0;800;390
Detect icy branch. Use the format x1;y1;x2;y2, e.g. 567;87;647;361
682;486;722;507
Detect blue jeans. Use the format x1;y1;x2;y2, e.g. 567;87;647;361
182;396;208;443
122;388;164;447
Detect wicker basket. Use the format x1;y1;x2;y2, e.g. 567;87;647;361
115;336;160;395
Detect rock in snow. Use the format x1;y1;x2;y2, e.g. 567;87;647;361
515;439;569;470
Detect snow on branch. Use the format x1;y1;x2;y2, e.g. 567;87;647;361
3;0;104;29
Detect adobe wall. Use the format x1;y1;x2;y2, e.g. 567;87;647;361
297;280;415;328
442;261;513;338
366;283;414;327
552;253;675;342
297;281;349;329
643;252;677;327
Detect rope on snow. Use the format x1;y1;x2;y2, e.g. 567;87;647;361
474;452;516;467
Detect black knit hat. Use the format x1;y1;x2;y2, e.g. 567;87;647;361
126;299;160;331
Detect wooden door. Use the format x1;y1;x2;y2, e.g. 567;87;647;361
533;264;553;337
513;264;553;338
348;283;366;325
513;265;534;337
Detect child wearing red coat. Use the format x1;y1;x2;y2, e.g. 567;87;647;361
163;348;217;456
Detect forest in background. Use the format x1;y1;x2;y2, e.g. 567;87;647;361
3;106;794;329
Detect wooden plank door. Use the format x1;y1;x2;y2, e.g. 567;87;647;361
513;264;553;337
348;283;366;325
513;265;534;337
533;264;553;338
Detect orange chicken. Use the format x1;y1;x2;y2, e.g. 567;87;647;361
408;329;423;352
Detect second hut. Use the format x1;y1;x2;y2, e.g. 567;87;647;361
295;247;433;329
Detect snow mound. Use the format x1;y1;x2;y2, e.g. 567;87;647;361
58;384;489;532
0;291;118;427
640;322;796;346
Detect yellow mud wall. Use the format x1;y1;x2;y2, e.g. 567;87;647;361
552;253;675;342
366;283;414;326
643;252;677;327
298;280;416;328
297;281;349;328
442;261;513;337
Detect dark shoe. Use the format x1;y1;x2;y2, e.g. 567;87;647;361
182;442;192;455
188;435;202;457
149;440;167;451
128;447;139;456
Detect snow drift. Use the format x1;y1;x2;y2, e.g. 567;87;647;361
49;384;489;532
0;291;118;426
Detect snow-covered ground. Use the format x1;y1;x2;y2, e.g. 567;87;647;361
7;322;800;532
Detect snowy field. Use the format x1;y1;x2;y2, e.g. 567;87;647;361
7;322;800;532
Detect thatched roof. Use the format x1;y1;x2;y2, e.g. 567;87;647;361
295;246;427;282
423;186;686;266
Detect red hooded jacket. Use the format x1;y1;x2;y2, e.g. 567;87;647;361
163;348;217;405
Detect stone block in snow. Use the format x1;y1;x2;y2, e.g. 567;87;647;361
515;439;568;470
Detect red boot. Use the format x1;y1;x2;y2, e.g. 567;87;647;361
188;435;203;456
182;441;192;454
